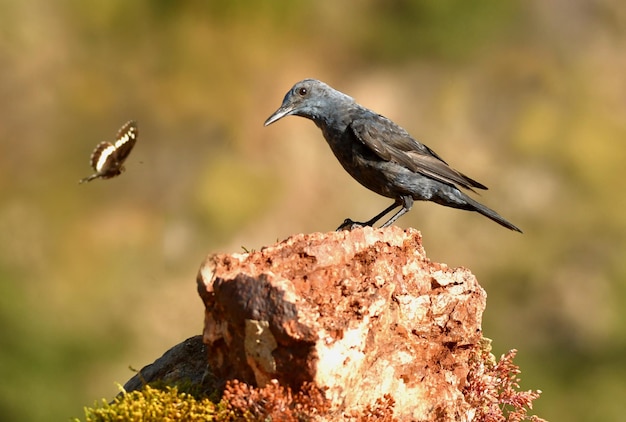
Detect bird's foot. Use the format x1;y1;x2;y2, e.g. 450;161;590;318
336;218;371;231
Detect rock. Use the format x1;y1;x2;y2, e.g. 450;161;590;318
197;226;487;420
122;335;211;394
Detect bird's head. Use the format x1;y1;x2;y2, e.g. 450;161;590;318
264;79;352;126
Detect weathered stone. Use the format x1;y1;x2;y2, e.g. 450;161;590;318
197;226;487;420
122;335;211;394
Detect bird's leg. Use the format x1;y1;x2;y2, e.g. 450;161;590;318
380;196;414;228
336;199;402;231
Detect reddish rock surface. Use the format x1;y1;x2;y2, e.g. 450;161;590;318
197;226;487;420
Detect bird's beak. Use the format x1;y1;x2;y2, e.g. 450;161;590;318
264;105;294;126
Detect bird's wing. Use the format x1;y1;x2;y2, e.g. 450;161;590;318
350;117;487;191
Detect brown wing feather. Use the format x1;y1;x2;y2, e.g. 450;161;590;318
350;117;487;191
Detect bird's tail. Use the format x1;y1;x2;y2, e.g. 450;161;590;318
462;195;522;233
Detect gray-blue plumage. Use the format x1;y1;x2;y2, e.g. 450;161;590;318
264;79;521;233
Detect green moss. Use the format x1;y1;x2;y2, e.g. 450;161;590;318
78;385;218;422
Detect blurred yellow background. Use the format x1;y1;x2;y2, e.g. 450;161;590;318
1;1;625;420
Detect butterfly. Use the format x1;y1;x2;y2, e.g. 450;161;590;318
79;121;138;184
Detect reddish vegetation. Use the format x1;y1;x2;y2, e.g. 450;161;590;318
221;379;330;421
464;347;546;422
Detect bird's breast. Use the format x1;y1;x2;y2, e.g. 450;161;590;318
319;129;399;199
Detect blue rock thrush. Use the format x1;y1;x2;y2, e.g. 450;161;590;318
264;79;522;233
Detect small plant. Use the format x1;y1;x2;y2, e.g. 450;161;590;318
464;341;546;422
79;385;217;422
78;380;331;422
219;379;330;421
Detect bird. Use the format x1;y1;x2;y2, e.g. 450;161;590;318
79;120;138;184
264;79;522;233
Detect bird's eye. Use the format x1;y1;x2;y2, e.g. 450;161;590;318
298;87;308;96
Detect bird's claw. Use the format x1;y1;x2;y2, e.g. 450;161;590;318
336;218;368;231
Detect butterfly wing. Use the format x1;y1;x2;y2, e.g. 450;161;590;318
112;121;138;164
90;142;116;172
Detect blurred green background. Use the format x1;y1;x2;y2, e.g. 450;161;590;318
1;1;625;420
